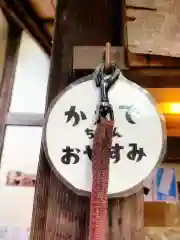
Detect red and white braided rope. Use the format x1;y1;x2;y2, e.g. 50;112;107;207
89;118;114;240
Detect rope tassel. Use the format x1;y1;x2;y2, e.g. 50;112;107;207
89;118;114;240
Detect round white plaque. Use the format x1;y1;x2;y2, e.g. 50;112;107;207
43;72;166;197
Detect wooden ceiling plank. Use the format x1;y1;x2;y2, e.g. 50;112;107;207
0;0;52;55
30;0;55;18
126;0;180;58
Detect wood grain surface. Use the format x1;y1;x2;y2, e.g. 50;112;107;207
126;0;180;58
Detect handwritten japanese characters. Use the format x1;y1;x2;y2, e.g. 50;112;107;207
60;105;147;165
65;106;87;126
61;147;80;164
85;127;122;139
119;105;139;124
127;143;146;162
61;143;146;165
65;105;139;127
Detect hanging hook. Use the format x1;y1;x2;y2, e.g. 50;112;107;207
94;70;120;122
104;42;111;72
94;42;120;122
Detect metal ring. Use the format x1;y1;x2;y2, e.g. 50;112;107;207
94;63;120;87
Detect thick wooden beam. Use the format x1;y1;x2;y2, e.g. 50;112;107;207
127;51;180;67
122;70;180;88
73;46;180;86
30;0;89;238
73;46;180;69
0;20;22;161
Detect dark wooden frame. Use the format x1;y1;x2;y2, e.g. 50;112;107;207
0;17;22;160
30;0;78;237
0;12;45;162
6;113;44;127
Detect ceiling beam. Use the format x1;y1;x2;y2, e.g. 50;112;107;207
0;0;52;55
73;46;180;87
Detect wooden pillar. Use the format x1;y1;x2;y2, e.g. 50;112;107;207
30;0;144;239
0;19;22;159
30;1;74;238
109;190;144;239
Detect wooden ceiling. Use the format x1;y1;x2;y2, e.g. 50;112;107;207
30;0;56;38
31;0;56;19
0;0;53;54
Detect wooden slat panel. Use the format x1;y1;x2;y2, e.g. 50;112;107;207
126;0;180;58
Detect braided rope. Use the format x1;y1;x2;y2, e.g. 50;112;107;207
89;118;114;240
